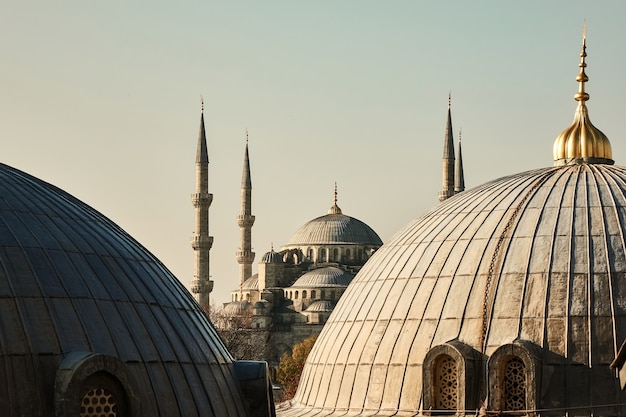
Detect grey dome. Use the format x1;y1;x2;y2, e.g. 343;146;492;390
241;274;259;290
261;249;283;264
290;267;353;288
285;212;382;246
0;163;251;416
284;164;626;416
304;300;335;312
224;300;251;315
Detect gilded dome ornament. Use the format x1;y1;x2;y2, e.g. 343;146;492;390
553;29;614;165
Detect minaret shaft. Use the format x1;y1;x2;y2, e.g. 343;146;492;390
190;111;213;311
236;138;255;287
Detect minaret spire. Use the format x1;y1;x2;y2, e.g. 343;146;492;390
236;129;255;287
454;128;465;193
438;93;456;202
190;101;214;312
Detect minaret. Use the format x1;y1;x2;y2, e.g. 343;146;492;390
236;130;255;287
190;101;214;312
454;128;465;193
438;94;455;202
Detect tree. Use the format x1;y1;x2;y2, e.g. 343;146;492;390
276;335;317;400
207;303;268;361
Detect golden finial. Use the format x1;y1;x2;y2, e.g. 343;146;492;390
553;25;613;166
328;182;342;214
575;24;589;103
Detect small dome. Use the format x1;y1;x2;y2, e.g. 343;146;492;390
224;300;251;315
304;300;335;312
261;248;283;264
241;274;259;290
291;267;353;288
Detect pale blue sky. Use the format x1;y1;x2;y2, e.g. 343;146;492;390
2;1;625;304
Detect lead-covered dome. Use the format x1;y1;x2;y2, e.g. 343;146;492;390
291;267;354;288
286;164;626;416
284;204;382;246
0;163;254;416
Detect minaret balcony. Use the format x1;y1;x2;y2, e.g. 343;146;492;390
236;214;255;227
191;192;213;207
190;278;214;294
191;235;214;250
236;250;256;264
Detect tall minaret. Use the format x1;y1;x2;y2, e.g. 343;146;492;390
236;130;255;287
190;102;214;312
454;128;465;193
438;94;455;202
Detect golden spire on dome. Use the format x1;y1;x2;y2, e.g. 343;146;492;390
328;182;342;214
553;24;613;166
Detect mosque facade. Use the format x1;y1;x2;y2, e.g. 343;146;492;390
278;36;626;416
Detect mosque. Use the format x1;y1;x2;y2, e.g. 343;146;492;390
278;35;626;416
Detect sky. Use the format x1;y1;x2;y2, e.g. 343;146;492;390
3;1;626;305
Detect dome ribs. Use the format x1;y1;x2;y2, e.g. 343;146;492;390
593;166;626;359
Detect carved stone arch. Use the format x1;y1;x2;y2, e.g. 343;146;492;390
487;340;541;415
423;340;480;414
55;352;141;417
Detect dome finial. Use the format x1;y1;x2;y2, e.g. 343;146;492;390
328;182;342;214
201;95;204;113
575;22;589;103
552;25;614;166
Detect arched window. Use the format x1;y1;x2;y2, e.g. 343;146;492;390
307;248;314;260
434;355;457;410
235;294;238;301
302;290;307;299
319;248;326;262
346;249;351;260
311;290;316;299
487;342;539;414
55;353;140;417
246;293;250;302
503;357;526;411
422;341;480;414
333;248;338;261
295;291;299;299
321;290;326;300
330;290;336;300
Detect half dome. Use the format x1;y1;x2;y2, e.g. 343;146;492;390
291;267;354;288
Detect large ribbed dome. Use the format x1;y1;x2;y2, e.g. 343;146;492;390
0;163;254;416
282;164;626;416
285;205;382;246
